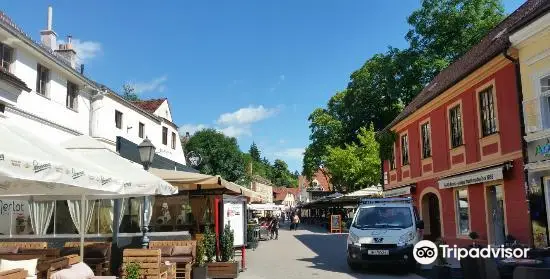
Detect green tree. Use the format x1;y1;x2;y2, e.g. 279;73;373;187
120;83;140;101
249;142;261;162
271;159;297;187
185;129;245;182
325;125;381;192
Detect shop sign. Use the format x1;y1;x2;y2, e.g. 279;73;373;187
528;138;550;162
438;166;503;189
384;186;411;197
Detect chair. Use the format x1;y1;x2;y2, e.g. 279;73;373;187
0;269;27;279
122;249;167;279
513;266;550;279
62;242;111;276
149;241;195;279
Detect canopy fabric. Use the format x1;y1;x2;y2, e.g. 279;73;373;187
0;120;121;199
248;203;282;211
62;136;178;197
150;168;241;193
343;186;382;197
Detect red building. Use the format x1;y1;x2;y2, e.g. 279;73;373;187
382;2;544;247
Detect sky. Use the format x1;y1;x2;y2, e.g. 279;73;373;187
3;0;525;173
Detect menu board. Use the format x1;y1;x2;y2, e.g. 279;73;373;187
0;200;32;235
223;196;246;247
330;215;341;233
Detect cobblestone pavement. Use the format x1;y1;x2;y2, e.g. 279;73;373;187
238;224;425;279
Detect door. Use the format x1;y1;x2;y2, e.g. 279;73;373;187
487;185;506;245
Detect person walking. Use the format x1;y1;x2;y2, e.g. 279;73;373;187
292;213;300;231
271;216;279;239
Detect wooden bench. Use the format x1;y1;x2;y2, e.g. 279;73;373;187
0;269;27;279
45;255;116;279
122;249;167;279
149;241;195;279
62;241;111;276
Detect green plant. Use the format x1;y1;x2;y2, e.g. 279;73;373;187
376;130;398;161
221;223;234;262
203;225;216;263
125;262;141;279
195;239;206;267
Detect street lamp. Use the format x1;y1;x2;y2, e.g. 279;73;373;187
138;137;155;248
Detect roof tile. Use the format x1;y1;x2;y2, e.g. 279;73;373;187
131;98;166;114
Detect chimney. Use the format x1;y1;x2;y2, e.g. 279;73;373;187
40;6;57;50
55;35;77;68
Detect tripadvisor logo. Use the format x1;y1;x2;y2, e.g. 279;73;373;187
413;240;530;265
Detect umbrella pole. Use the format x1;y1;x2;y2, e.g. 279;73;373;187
80;194;86;260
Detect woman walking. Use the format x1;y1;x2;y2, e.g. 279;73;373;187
292;213;300;231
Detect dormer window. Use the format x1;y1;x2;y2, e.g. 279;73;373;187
66;81;78;110
162;127;168;145
36;64;50;96
0;43;13;72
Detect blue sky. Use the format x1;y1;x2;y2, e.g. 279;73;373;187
4;0;525;173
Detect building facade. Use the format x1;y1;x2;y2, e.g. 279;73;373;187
510;5;550;248
381;1;549;247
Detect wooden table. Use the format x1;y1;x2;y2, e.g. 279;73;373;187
165;262;177;279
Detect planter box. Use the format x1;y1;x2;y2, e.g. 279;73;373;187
192;265;208;279
207;262;239;278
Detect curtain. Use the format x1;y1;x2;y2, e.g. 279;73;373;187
100;200;113;233
118;198;125;229
28;200;54;235
137;196;154;228
67;200;95;234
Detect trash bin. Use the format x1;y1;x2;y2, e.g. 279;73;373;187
247;224;259;250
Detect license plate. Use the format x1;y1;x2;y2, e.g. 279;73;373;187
367;250;389;255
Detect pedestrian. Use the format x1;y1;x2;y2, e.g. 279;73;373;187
293;213;300;230
271;216;279;239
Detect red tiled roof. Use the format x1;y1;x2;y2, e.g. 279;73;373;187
273;187;300;201
299;168;332;192
131;98;166;114
385;0;550;131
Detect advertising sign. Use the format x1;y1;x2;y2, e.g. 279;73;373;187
528;138;550;162
223;196;247;247
438;166;503;189
330;215;341;233
0;200;32;235
383;186;411;197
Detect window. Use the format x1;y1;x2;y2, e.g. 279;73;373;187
87;200;113;234
455;188;470;235
171;132;176;149
36;64;49;96
66;81;78;110
401;134;409;166
540;75;550;129
162;127;168;145
421;122;431;158
115;110;123;129
449;105;463;148
389;145;396;170
139;122;145;138
479;87;497;136
0;43;13;71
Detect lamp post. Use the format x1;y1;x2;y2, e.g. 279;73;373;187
138;137;156;248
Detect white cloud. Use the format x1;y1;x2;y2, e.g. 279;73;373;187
273;148;305;160
278;139;286;144
219;126;251;138
279;74;285;81
131;76;168;94
58;38;102;63
217;105;278;126
178;124;209;136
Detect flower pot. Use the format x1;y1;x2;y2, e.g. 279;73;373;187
207;262;239;278
193;265;208;279
431;265;451;279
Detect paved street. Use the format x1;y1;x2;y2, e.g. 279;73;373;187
239;224;425;279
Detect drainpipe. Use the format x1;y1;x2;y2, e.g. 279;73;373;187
503;44;535;247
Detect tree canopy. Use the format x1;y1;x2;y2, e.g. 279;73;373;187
303;0;506;190
120;83;140;101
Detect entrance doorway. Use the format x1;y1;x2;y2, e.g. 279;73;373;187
421;192;441;241
486;185;506;245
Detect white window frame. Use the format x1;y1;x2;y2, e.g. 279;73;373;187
36;63;50;97
538;73;550;130
115;110;123;130
454;187;471;236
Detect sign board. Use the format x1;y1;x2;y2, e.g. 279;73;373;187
438;166;503;189
528;138;550;163
0;200;32;235
222;195;247;247
384;186;411;197
330;215;341;233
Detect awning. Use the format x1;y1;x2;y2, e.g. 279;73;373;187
150;168;241;193
438;163;510;189
525;160;550;171
62;135;178;197
248;203;281;211
384;185;414;197
0;119;122;199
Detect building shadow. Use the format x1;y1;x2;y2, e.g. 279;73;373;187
294;233;424;279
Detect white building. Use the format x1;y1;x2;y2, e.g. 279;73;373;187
0;7;188;169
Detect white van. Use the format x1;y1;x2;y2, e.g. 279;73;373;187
346;198;424;271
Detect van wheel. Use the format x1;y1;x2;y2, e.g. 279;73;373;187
347;258;360;272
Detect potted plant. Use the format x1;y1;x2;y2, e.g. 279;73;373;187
125;262;141;279
207;224;239;278
193;239;208;279
431;238;451;279
469;231;479;248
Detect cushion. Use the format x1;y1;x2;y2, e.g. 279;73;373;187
70;262;94;278
84;244;109;259
61;247;79;257
0;258;38;276
51;262;95;279
26;276;37;279
162;256;193;263
0;247;19;254
171;246;192;256
158;246;173;257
